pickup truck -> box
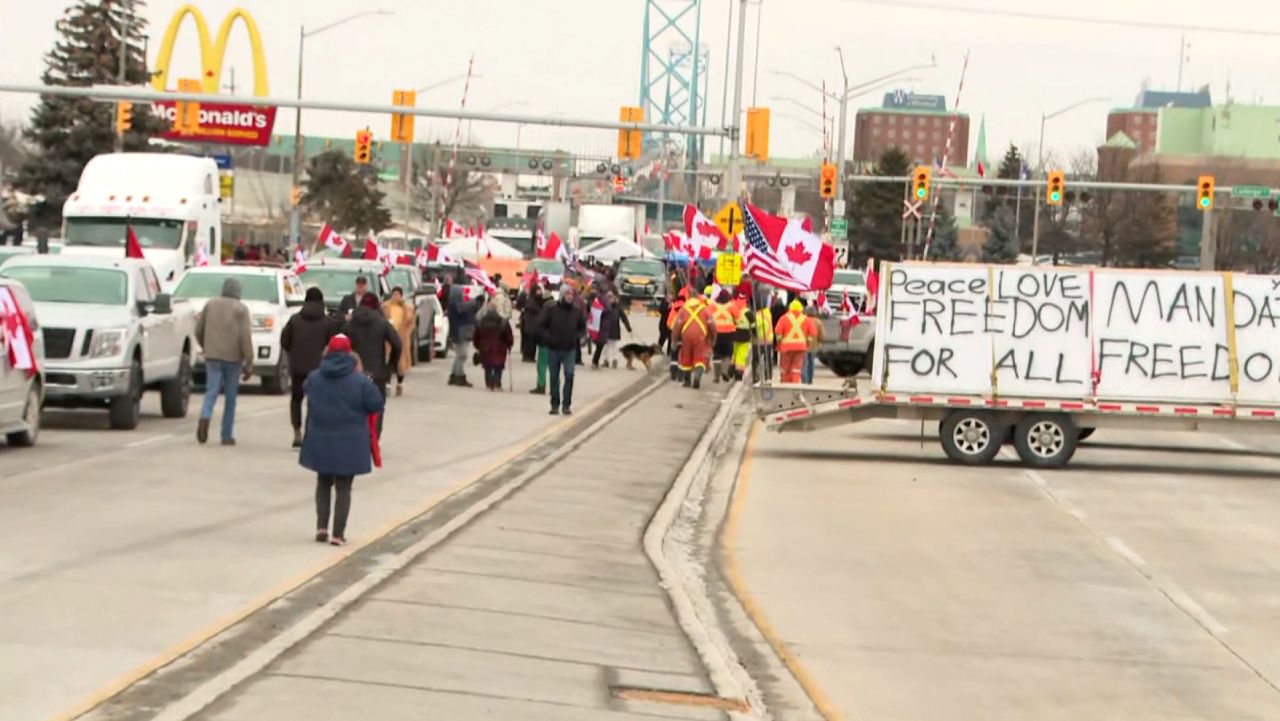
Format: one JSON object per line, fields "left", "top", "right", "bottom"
{"left": 814, "top": 268, "right": 874, "bottom": 377}
{"left": 1, "top": 255, "right": 196, "bottom": 430}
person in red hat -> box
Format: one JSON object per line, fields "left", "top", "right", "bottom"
{"left": 299, "top": 334, "right": 385, "bottom": 546}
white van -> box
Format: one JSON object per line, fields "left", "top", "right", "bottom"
{"left": 61, "top": 153, "right": 222, "bottom": 289}
{"left": 0, "top": 278, "right": 45, "bottom": 446}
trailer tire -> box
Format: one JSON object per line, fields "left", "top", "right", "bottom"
{"left": 1013, "top": 413, "right": 1078, "bottom": 468}
{"left": 939, "top": 410, "right": 1003, "bottom": 465}
{"left": 1077, "top": 427, "right": 1095, "bottom": 442}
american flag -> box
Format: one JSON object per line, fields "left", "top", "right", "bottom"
{"left": 464, "top": 262, "right": 496, "bottom": 293}
{"left": 741, "top": 203, "right": 806, "bottom": 292}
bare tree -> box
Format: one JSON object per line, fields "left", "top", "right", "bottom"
{"left": 413, "top": 145, "right": 493, "bottom": 233}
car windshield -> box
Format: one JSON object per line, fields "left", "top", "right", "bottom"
{"left": 65, "top": 217, "right": 185, "bottom": 250}
{"left": 2, "top": 265, "right": 128, "bottom": 305}
{"left": 174, "top": 273, "right": 279, "bottom": 303}
{"left": 385, "top": 268, "right": 417, "bottom": 292}
{"left": 528, "top": 259, "right": 563, "bottom": 275}
{"left": 300, "top": 268, "right": 372, "bottom": 302}
{"left": 0, "top": 247, "right": 33, "bottom": 265}
{"left": 617, "top": 259, "right": 665, "bottom": 277}
{"left": 832, "top": 270, "right": 866, "bottom": 287}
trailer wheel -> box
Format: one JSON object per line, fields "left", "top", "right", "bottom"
{"left": 939, "top": 410, "right": 1003, "bottom": 465}
{"left": 1013, "top": 413, "right": 1078, "bottom": 468}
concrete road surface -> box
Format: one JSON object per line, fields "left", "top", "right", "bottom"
{"left": 0, "top": 321, "right": 655, "bottom": 721}
{"left": 729, "top": 418, "right": 1280, "bottom": 721}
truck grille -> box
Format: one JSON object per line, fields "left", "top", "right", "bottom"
{"left": 43, "top": 328, "right": 75, "bottom": 360}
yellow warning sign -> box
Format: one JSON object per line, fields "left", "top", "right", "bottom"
{"left": 714, "top": 201, "right": 743, "bottom": 240}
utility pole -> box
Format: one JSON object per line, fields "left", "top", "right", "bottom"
{"left": 834, "top": 47, "right": 850, "bottom": 205}
{"left": 717, "top": 0, "right": 736, "bottom": 165}
{"left": 289, "top": 25, "right": 306, "bottom": 248}
{"left": 725, "top": 0, "right": 750, "bottom": 199}
{"left": 113, "top": 3, "right": 131, "bottom": 153}
{"left": 1199, "top": 207, "right": 1216, "bottom": 270}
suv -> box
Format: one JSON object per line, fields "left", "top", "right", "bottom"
{"left": 174, "top": 263, "right": 306, "bottom": 394}
{"left": 1, "top": 255, "right": 196, "bottom": 430}
{"left": 298, "top": 258, "right": 392, "bottom": 318}
{"left": 384, "top": 265, "right": 438, "bottom": 364}
{"left": 815, "top": 268, "right": 875, "bottom": 378}
{"left": 0, "top": 278, "right": 45, "bottom": 446}
{"left": 616, "top": 257, "right": 667, "bottom": 304}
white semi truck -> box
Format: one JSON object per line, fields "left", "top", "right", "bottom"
{"left": 758, "top": 261, "right": 1280, "bottom": 468}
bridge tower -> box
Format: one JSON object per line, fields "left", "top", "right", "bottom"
{"left": 638, "top": 0, "right": 708, "bottom": 164}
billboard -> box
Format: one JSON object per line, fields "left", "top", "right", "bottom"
{"left": 882, "top": 90, "right": 947, "bottom": 112}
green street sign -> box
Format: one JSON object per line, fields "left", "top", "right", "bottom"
{"left": 1231, "top": 185, "right": 1271, "bottom": 199}
{"left": 830, "top": 217, "right": 848, "bottom": 240}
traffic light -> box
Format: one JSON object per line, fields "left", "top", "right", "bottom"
{"left": 354, "top": 129, "right": 373, "bottom": 165}
{"left": 290, "top": 186, "right": 302, "bottom": 207}
{"left": 617, "top": 106, "right": 643, "bottom": 160}
{"left": 1046, "top": 170, "right": 1065, "bottom": 206}
{"left": 745, "top": 107, "right": 771, "bottom": 162}
{"left": 912, "top": 166, "right": 931, "bottom": 201}
{"left": 1197, "top": 175, "right": 1215, "bottom": 211}
{"left": 819, "top": 162, "right": 837, "bottom": 199}
{"left": 391, "top": 89, "right": 416, "bottom": 143}
{"left": 174, "top": 77, "right": 202, "bottom": 133}
{"left": 115, "top": 101, "right": 133, "bottom": 136}
{"left": 613, "top": 175, "right": 625, "bottom": 193}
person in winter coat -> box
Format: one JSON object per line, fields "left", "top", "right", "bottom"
{"left": 301, "top": 334, "right": 385, "bottom": 547}
{"left": 343, "top": 293, "right": 402, "bottom": 437}
{"left": 538, "top": 285, "right": 587, "bottom": 415}
{"left": 657, "top": 294, "right": 672, "bottom": 353}
{"left": 592, "top": 292, "right": 632, "bottom": 369}
{"left": 381, "top": 287, "right": 416, "bottom": 396}
{"left": 281, "top": 287, "right": 340, "bottom": 447}
{"left": 195, "top": 277, "right": 253, "bottom": 446}
{"left": 337, "top": 276, "right": 373, "bottom": 320}
{"left": 528, "top": 294, "right": 555, "bottom": 396}
{"left": 472, "top": 307, "right": 514, "bottom": 391}
{"left": 447, "top": 283, "right": 481, "bottom": 387}
{"left": 518, "top": 284, "right": 544, "bottom": 362}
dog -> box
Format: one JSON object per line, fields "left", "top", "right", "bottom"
{"left": 620, "top": 342, "right": 663, "bottom": 370}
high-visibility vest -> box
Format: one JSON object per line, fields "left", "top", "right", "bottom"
{"left": 775, "top": 310, "right": 809, "bottom": 352}
{"left": 755, "top": 307, "right": 774, "bottom": 343}
{"left": 666, "top": 300, "right": 685, "bottom": 330}
{"left": 710, "top": 301, "right": 736, "bottom": 333}
{"left": 731, "top": 299, "right": 750, "bottom": 332}
{"left": 681, "top": 306, "right": 708, "bottom": 336}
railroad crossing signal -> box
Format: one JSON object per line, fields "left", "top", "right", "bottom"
{"left": 1197, "top": 175, "right": 1215, "bottom": 211}
{"left": 1046, "top": 170, "right": 1065, "bottom": 206}
{"left": 115, "top": 101, "right": 133, "bottom": 136}
{"left": 912, "top": 166, "right": 931, "bottom": 201}
{"left": 617, "top": 106, "right": 643, "bottom": 160}
{"left": 390, "top": 89, "right": 416, "bottom": 143}
{"left": 745, "top": 107, "right": 771, "bottom": 162}
{"left": 819, "top": 163, "right": 837, "bottom": 199}
{"left": 354, "top": 129, "right": 373, "bottom": 165}
{"left": 173, "top": 77, "right": 202, "bottom": 133}
{"left": 612, "top": 175, "right": 626, "bottom": 193}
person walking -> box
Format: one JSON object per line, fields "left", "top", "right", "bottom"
{"left": 802, "top": 302, "right": 825, "bottom": 385}
{"left": 446, "top": 282, "right": 480, "bottom": 387}
{"left": 344, "top": 293, "right": 402, "bottom": 437}
{"left": 657, "top": 292, "right": 672, "bottom": 355}
{"left": 528, "top": 292, "right": 554, "bottom": 395}
{"left": 672, "top": 285, "right": 715, "bottom": 389}
{"left": 338, "top": 275, "right": 373, "bottom": 319}
{"left": 774, "top": 299, "right": 817, "bottom": 384}
{"left": 473, "top": 305, "right": 514, "bottom": 391}
{"left": 592, "top": 292, "right": 631, "bottom": 369}
{"left": 539, "top": 285, "right": 586, "bottom": 415}
{"left": 518, "top": 284, "right": 544, "bottom": 362}
{"left": 664, "top": 288, "right": 687, "bottom": 381}
{"left": 301, "top": 334, "right": 385, "bottom": 547}
{"left": 381, "top": 286, "right": 416, "bottom": 396}
{"left": 195, "top": 277, "right": 253, "bottom": 446}
{"left": 709, "top": 289, "right": 739, "bottom": 382}
{"left": 281, "top": 287, "right": 339, "bottom": 447}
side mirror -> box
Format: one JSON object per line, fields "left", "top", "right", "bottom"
{"left": 152, "top": 293, "right": 173, "bottom": 315}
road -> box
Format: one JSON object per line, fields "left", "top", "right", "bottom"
{"left": 0, "top": 326, "right": 656, "bottom": 721}
{"left": 729, "top": 415, "right": 1280, "bottom": 720}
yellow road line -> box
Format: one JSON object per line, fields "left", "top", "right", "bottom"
{"left": 720, "top": 422, "right": 845, "bottom": 721}
{"left": 47, "top": 389, "right": 617, "bottom": 721}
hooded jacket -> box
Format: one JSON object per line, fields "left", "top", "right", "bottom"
{"left": 343, "top": 305, "right": 403, "bottom": 384}
{"left": 300, "top": 352, "right": 385, "bottom": 477}
{"left": 195, "top": 277, "right": 253, "bottom": 364}
{"left": 538, "top": 295, "right": 587, "bottom": 351}
{"left": 281, "top": 299, "right": 340, "bottom": 375}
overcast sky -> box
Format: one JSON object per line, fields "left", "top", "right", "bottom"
{"left": 1, "top": 0, "right": 1275, "bottom": 166}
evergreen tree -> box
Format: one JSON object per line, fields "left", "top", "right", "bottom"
{"left": 301, "top": 151, "right": 392, "bottom": 236}
{"left": 983, "top": 205, "right": 1019, "bottom": 263}
{"left": 996, "top": 143, "right": 1024, "bottom": 180}
{"left": 923, "top": 200, "right": 963, "bottom": 261}
{"left": 16, "top": 0, "right": 160, "bottom": 227}
{"left": 847, "top": 147, "right": 910, "bottom": 263}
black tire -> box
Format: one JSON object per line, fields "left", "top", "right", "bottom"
{"left": 1077, "top": 427, "right": 1095, "bottom": 442}
{"left": 160, "top": 352, "right": 192, "bottom": 418}
{"left": 862, "top": 341, "right": 875, "bottom": 374}
{"left": 829, "top": 359, "right": 860, "bottom": 378}
{"left": 421, "top": 326, "right": 434, "bottom": 363}
{"left": 109, "top": 359, "right": 144, "bottom": 430}
{"left": 939, "top": 410, "right": 1004, "bottom": 465}
{"left": 262, "top": 353, "right": 289, "bottom": 395}
{"left": 1013, "top": 413, "right": 1079, "bottom": 468}
{"left": 6, "top": 382, "right": 41, "bottom": 447}
{"left": 409, "top": 327, "right": 421, "bottom": 366}
{"left": 436, "top": 338, "right": 449, "bottom": 359}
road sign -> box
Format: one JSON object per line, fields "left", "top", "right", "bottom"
{"left": 902, "top": 199, "right": 922, "bottom": 220}
{"left": 1231, "top": 185, "right": 1272, "bottom": 200}
{"left": 714, "top": 201, "right": 743, "bottom": 240}
{"left": 209, "top": 153, "right": 233, "bottom": 170}
{"left": 218, "top": 173, "right": 233, "bottom": 199}
{"left": 830, "top": 217, "right": 848, "bottom": 240}
{"left": 832, "top": 199, "right": 846, "bottom": 216}
{"left": 716, "top": 252, "right": 743, "bottom": 286}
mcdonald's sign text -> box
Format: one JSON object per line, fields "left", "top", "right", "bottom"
{"left": 150, "top": 102, "right": 277, "bottom": 146}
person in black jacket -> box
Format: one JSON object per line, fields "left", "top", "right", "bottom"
{"left": 592, "top": 292, "right": 631, "bottom": 369}
{"left": 281, "top": 287, "right": 340, "bottom": 447}
{"left": 538, "top": 285, "right": 586, "bottom": 416}
{"left": 343, "top": 293, "right": 402, "bottom": 437}
{"left": 337, "top": 276, "right": 373, "bottom": 320}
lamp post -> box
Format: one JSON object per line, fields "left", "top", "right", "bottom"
{"left": 1030, "top": 96, "right": 1108, "bottom": 261}
{"left": 289, "top": 9, "right": 392, "bottom": 246}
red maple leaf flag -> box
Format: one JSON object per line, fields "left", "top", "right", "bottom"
{"left": 683, "top": 204, "right": 729, "bottom": 259}
{"left": 784, "top": 241, "right": 813, "bottom": 265}
{"left": 125, "top": 224, "right": 145, "bottom": 260}
{"left": 741, "top": 201, "right": 835, "bottom": 292}
{"left": 362, "top": 236, "right": 380, "bottom": 261}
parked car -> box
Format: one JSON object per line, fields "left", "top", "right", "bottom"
{"left": 0, "top": 278, "right": 45, "bottom": 446}
{"left": 173, "top": 262, "right": 306, "bottom": 394}
{"left": 1, "top": 255, "right": 195, "bottom": 430}
{"left": 616, "top": 257, "right": 667, "bottom": 304}
{"left": 385, "top": 265, "right": 438, "bottom": 363}
{"left": 815, "top": 268, "right": 874, "bottom": 378}
{"left": 297, "top": 258, "right": 392, "bottom": 318}
{"left": 423, "top": 294, "right": 449, "bottom": 359}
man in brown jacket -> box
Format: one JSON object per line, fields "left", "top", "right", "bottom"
{"left": 196, "top": 277, "right": 253, "bottom": 445}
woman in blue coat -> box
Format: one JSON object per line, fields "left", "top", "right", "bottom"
{"left": 301, "top": 334, "right": 386, "bottom": 546}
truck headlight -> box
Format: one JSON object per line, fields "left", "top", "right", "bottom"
{"left": 88, "top": 328, "right": 127, "bottom": 358}
{"left": 252, "top": 315, "right": 275, "bottom": 332}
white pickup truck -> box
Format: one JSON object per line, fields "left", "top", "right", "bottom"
{"left": 758, "top": 261, "right": 1280, "bottom": 468}
{"left": 1, "top": 255, "right": 196, "bottom": 430}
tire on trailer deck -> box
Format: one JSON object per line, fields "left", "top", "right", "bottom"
{"left": 939, "top": 410, "right": 1004, "bottom": 465}
{"left": 1013, "top": 413, "right": 1079, "bottom": 468}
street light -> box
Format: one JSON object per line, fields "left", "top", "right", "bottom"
{"left": 1030, "top": 95, "right": 1109, "bottom": 262}
{"left": 289, "top": 9, "right": 393, "bottom": 245}
{"left": 416, "top": 73, "right": 481, "bottom": 95}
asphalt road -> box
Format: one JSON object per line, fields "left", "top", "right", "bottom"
{"left": 730, "top": 416, "right": 1280, "bottom": 720}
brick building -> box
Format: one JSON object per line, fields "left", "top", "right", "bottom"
{"left": 852, "top": 91, "right": 969, "bottom": 169}
{"left": 1105, "top": 86, "right": 1211, "bottom": 155}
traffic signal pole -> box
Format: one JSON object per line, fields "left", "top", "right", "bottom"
{"left": 725, "top": 0, "right": 750, "bottom": 199}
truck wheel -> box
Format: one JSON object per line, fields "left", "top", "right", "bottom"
{"left": 939, "top": 410, "right": 1003, "bottom": 465}
{"left": 262, "top": 353, "right": 289, "bottom": 395}
{"left": 6, "top": 382, "right": 41, "bottom": 447}
{"left": 862, "top": 341, "right": 875, "bottom": 374}
{"left": 420, "top": 327, "right": 434, "bottom": 363}
{"left": 1077, "top": 428, "right": 1095, "bottom": 442}
{"left": 1013, "top": 413, "right": 1079, "bottom": 468}
{"left": 160, "top": 352, "right": 191, "bottom": 418}
{"left": 409, "top": 328, "right": 420, "bottom": 366}
{"left": 109, "top": 359, "right": 144, "bottom": 430}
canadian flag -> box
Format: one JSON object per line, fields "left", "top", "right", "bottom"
{"left": 426, "top": 243, "right": 458, "bottom": 266}
{"left": 293, "top": 245, "right": 308, "bottom": 274}
{"left": 663, "top": 231, "right": 683, "bottom": 253}
{"left": 415, "top": 247, "right": 430, "bottom": 268}
{"left": 125, "top": 224, "right": 145, "bottom": 260}
{"left": 318, "top": 223, "right": 349, "bottom": 256}
{"left": 537, "top": 230, "right": 568, "bottom": 261}
{"left": 741, "top": 201, "right": 837, "bottom": 292}
{"left": 194, "top": 242, "right": 210, "bottom": 267}
{"left": 587, "top": 297, "right": 605, "bottom": 342}
{"left": 839, "top": 290, "right": 861, "bottom": 339}
{"left": 363, "top": 236, "right": 386, "bottom": 262}
{"left": 864, "top": 258, "right": 880, "bottom": 315}
{"left": 0, "top": 287, "right": 38, "bottom": 378}
{"left": 477, "top": 221, "right": 486, "bottom": 238}
{"left": 521, "top": 268, "right": 540, "bottom": 293}
{"left": 682, "top": 204, "right": 730, "bottom": 259}
{"left": 816, "top": 291, "right": 832, "bottom": 315}
{"left": 443, "top": 219, "right": 464, "bottom": 239}
{"left": 464, "top": 261, "right": 497, "bottom": 293}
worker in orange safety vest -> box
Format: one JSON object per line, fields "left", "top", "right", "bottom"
{"left": 708, "top": 289, "right": 739, "bottom": 382}
{"left": 665, "top": 288, "right": 688, "bottom": 381}
{"left": 672, "top": 285, "right": 716, "bottom": 388}
{"left": 774, "top": 298, "right": 818, "bottom": 384}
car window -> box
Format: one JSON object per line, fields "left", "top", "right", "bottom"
{"left": 283, "top": 274, "right": 306, "bottom": 304}
{"left": 2, "top": 266, "right": 130, "bottom": 305}
{"left": 174, "top": 272, "right": 280, "bottom": 303}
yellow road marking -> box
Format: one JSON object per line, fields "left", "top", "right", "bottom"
{"left": 47, "top": 390, "right": 618, "bottom": 721}
{"left": 720, "top": 421, "right": 845, "bottom": 721}
{"left": 613, "top": 687, "right": 750, "bottom": 712}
